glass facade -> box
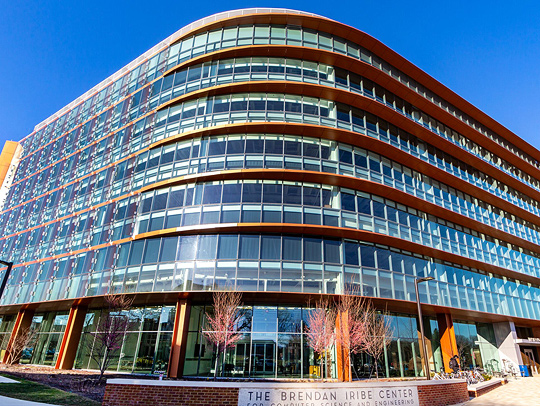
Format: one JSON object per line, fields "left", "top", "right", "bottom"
{"left": 0, "top": 9, "right": 537, "bottom": 378}
{"left": 74, "top": 305, "right": 175, "bottom": 373}
{"left": 19, "top": 311, "right": 69, "bottom": 366}
{"left": 185, "top": 305, "right": 441, "bottom": 379}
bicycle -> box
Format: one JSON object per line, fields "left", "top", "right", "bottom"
{"left": 502, "top": 359, "right": 517, "bottom": 378}
{"left": 472, "top": 368, "right": 485, "bottom": 383}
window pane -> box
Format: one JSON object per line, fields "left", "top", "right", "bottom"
{"left": 304, "top": 238, "right": 321, "bottom": 262}
{"left": 178, "top": 236, "right": 197, "bottom": 260}
{"left": 197, "top": 236, "right": 217, "bottom": 260}
{"left": 324, "top": 240, "right": 340, "bottom": 263}
{"left": 217, "top": 235, "right": 238, "bottom": 259}
{"left": 143, "top": 239, "right": 160, "bottom": 263}
{"left": 261, "top": 236, "right": 281, "bottom": 260}
{"left": 283, "top": 237, "right": 301, "bottom": 261}
{"left": 239, "top": 235, "right": 259, "bottom": 259}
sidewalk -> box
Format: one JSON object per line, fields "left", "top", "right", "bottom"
{"left": 0, "top": 395, "right": 61, "bottom": 406}
{"left": 465, "top": 376, "right": 540, "bottom": 405}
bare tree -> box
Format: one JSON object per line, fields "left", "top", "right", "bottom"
{"left": 336, "top": 285, "right": 369, "bottom": 381}
{"left": 305, "top": 298, "right": 336, "bottom": 380}
{"left": 364, "top": 308, "right": 393, "bottom": 379}
{"left": 202, "top": 290, "right": 244, "bottom": 379}
{"left": 455, "top": 335, "right": 473, "bottom": 370}
{"left": 88, "top": 293, "right": 134, "bottom": 382}
{"left": 3, "top": 326, "right": 38, "bottom": 365}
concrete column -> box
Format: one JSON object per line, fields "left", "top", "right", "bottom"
{"left": 2, "top": 308, "right": 35, "bottom": 364}
{"left": 493, "top": 321, "right": 522, "bottom": 371}
{"left": 168, "top": 299, "right": 191, "bottom": 378}
{"left": 54, "top": 305, "right": 88, "bottom": 370}
{"left": 437, "top": 313, "right": 457, "bottom": 372}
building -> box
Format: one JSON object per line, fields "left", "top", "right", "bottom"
{"left": 0, "top": 8, "right": 539, "bottom": 379}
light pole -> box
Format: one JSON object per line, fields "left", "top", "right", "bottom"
{"left": 0, "top": 260, "right": 13, "bottom": 302}
{"left": 415, "top": 276, "right": 434, "bottom": 380}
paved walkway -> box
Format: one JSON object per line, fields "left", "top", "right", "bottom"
{"left": 0, "top": 396, "right": 62, "bottom": 406}
{"left": 465, "top": 376, "right": 540, "bottom": 405}
{"left": 0, "top": 376, "right": 19, "bottom": 383}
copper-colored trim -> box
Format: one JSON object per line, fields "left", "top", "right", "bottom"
{"left": 2, "top": 237, "right": 132, "bottom": 271}
{"left": 21, "top": 46, "right": 540, "bottom": 197}
{"left": 14, "top": 66, "right": 539, "bottom": 221}
{"left": 138, "top": 168, "right": 540, "bottom": 255}
{"left": 5, "top": 124, "right": 540, "bottom": 267}
{"left": 54, "top": 304, "right": 88, "bottom": 370}
{"left": 156, "top": 80, "right": 540, "bottom": 206}
{"left": 169, "top": 12, "right": 540, "bottom": 164}
{"left": 335, "top": 311, "right": 350, "bottom": 382}
{"left": 159, "top": 44, "right": 540, "bottom": 183}
{"left": 24, "top": 11, "right": 540, "bottom": 176}
{"left": 19, "top": 83, "right": 152, "bottom": 163}
{"left": 134, "top": 222, "right": 540, "bottom": 286}
{"left": 2, "top": 134, "right": 153, "bottom": 216}
{"left": 167, "top": 298, "right": 190, "bottom": 378}
{"left": 13, "top": 103, "right": 156, "bottom": 189}
{"left": 437, "top": 313, "right": 458, "bottom": 373}
{"left": 156, "top": 122, "right": 540, "bottom": 232}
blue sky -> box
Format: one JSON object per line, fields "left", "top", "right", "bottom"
{"left": 1, "top": 1, "right": 539, "bottom": 149}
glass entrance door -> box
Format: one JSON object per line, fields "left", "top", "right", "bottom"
{"left": 252, "top": 342, "right": 275, "bottom": 377}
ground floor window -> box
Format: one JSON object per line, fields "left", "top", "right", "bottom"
{"left": 19, "top": 311, "right": 69, "bottom": 366}
{"left": 0, "top": 314, "right": 16, "bottom": 359}
{"left": 74, "top": 305, "right": 175, "bottom": 374}
{"left": 454, "top": 321, "right": 499, "bottom": 373}
{"left": 183, "top": 305, "right": 436, "bottom": 379}
{"left": 183, "top": 305, "right": 325, "bottom": 379}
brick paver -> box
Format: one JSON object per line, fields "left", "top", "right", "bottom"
{"left": 465, "top": 377, "right": 540, "bottom": 406}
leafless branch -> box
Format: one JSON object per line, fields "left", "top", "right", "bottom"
{"left": 4, "top": 326, "right": 38, "bottom": 365}
{"left": 202, "top": 290, "right": 244, "bottom": 379}
{"left": 305, "top": 298, "right": 336, "bottom": 379}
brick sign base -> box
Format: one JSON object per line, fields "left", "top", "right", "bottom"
{"left": 103, "top": 379, "right": 468, "bottom": 406}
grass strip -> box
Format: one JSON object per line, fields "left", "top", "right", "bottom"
{"left": 0, "top": 373, "right": 100, "bottom": 406}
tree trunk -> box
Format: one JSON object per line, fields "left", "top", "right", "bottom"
{"left": 320, "top": 354, "right": 324, "bottom": 380}
{"left": 348, "top": 352, "right": 352, "bottom": 382}
{"left": 99, "top": 347, "right": 109, "bottom": 382}
{"left": 214, "top": 344, "right": 219, "bottom": 380}
{"left": 325, "top": 351, "right": 328, "bottom": 380}
{"left": 221, "top": 345, "right": 227, "bottom": 377}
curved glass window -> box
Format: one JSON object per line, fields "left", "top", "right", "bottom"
{"left": 152, "top": 93, "right": 540, "bottom": 217}
{"left": 23, "top": 23, "right": 536, "bottom": 180}
{"left": 15, "top": 54, "right": 539, "bottom": 207}
{"left": 4, "top": 129, "right": 540, "bottom": 268}
{"left": 135, "top": 180, "right": 540, "bottom": 280}
{"left": 3, "top": 235, "right": 539, "bottom": 322}
{"left": 9, "top": 66, "right": 540, "bottom": 238}
{"left": 134, "top": 134, "right": 540, "bottom": 248}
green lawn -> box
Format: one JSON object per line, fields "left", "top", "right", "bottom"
{"left": 0, "top": 373, "right": 100, "bottom": 406}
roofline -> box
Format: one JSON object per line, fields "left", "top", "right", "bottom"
{"left": 29, "top": 8, "right": 324, "bottom": 135}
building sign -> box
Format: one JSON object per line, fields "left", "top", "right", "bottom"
{"left": 527, "top": 337, "right": 540, "bottom": 342}
{"left": 238, "top": 385, "right": 419, "bottom": 406}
